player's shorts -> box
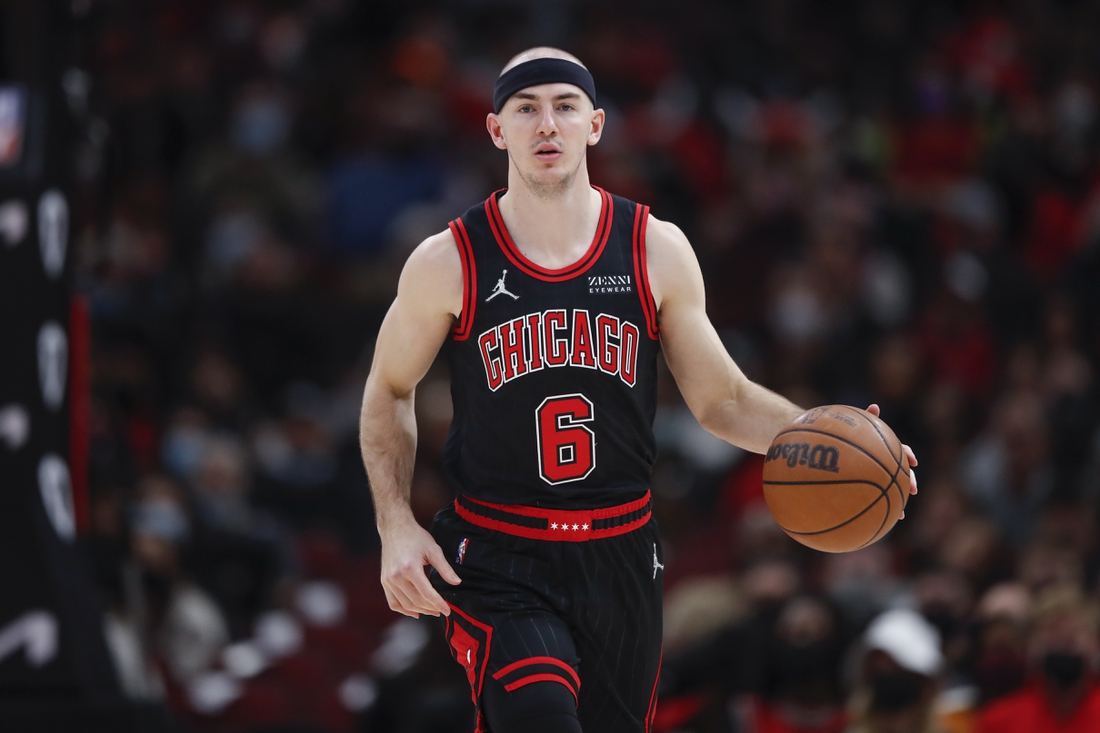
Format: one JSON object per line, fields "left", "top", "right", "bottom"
{"left": 429, "top": 491, "right": 663, "bottom": 733}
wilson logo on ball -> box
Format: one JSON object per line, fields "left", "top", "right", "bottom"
{"left": 765, "top": 442, "right": 840, "bottom": 472}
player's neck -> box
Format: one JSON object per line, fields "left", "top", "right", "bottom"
{"left": 498, "top": 169, "right": 602, "bottom": 269}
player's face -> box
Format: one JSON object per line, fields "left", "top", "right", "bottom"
{"left": 487, "top": 83, "right": 605, "bottom": 196}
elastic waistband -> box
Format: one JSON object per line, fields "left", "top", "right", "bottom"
{"left": 454, "top": 491, "right": 652, "bottom": 542}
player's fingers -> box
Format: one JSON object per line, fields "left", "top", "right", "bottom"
{"left": 406, "top": 568, "right": 451, "bottom": 616}
{"left": 390, "top": 581, "right": 433, "bottom": 617}
{"left": 900, "top": 511, "right": 905, "bottom": 520}
{"left": 383, "top": 586, "right": 416, "bottom": 618}
{"left": 382, "top": 557, "right": 438, "bottom": 616}
{"left": 865, "top": 403, "right": 881, "bottom": 417}
{"left": 909, "top": 467, "right": 918, "bottom": 495}
{"left": 382, "top": 585, "right": 398, "bottom": 612}
{"left": 385, "top": 583, "right": 421, "bottom": 618}
{"left": 903, "top": 444, "right": 918, "bottom": 467}
{"left": 401, "top": 592, "right": 442, "bottom": 618}
{"left": 427, "top": 543, "right": 462, "bottom": 586}
{"left": 391, "top": 567, "right": 445, "bottom": 616}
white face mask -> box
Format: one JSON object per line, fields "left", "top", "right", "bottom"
{"left": 771, "top": 286, "right": 826, "bottom": 344}
{"left": 132, "top": 499, "right": 190, "bottom": 542}
{"left": 162, "top": 426, "right": 208, "bottom": 478}
{"left": 232, "top": 97, "right": 290, "bottom": 155}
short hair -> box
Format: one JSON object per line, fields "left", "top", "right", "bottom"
{"left": 499, "top": 47, "right": 587, "bottom": 77}
{"left": 1028, "top": 584, "right": 1100, "bottom": 635}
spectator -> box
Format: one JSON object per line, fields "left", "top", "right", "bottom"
{"left": 975, "top": 585, "right": 1100, "bottom": 733}
{"left": 970, "top": 582, "right": 1030, "bottom": 705}
{"left": 845, "top": 609, "right": 957, "bottom": 733}
{"left": 129, "top": 474, "right": 230, "bottom": 685}
{"left": 959, "top": 391, "right": 1054, "bottom": 547}
{"left": 187, "top": 435, "right": 296, "bottom": 637}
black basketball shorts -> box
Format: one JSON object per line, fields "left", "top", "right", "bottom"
{"left": 429, "top": 491, "right": 664, "bottom": 733}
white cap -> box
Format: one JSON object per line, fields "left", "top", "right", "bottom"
{"left": 864, "top": 608, "right": 944, "bottom": 677}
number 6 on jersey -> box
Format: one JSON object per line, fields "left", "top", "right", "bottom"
{"left": 536, "top": 394, "right": 596, "bottom": 484}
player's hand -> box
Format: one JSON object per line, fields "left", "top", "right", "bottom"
{"left": 379, "top": 518, "right": 461, "bottom": 618}
{"left": 865, "top": 403, "right": 918, "bottom": 519}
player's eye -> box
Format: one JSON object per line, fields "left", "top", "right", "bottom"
{"left": 518, "top": 105, "right": 534, "bottom": 113}
{"left": 559, "top": 104, "right": 574, "bottom": 111}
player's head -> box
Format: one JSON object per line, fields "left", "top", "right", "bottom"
{"left": 487, "top": 47, "right": 605, "bottom": 199}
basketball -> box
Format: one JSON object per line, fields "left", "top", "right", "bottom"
{"left": 762, "top": 405, "right": 910, "bottom": 553}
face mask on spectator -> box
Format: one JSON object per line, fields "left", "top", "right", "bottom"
{"left": 922, "top": 605, "right": 960, "bottom": 640}
{"left": 232, "top": 97, "right": 290, "bottom": 155}
{"left": 870, "top": 671, "right": 924, "bottom": 712}
{"left": 1042, "top": 652, "right": 1085, "bottom": 690}
{"left": 162, "top": 426, "right": 207, "bottom": 478}
{"left": 772, "top": 639, "right": 836, "bottom": 686}
{"left": 131, "top": 499, "right": 189, "bottom": 543}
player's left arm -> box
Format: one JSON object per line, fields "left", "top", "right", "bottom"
{"left": 647, "top": 215, "right": 802, "bottom": 454}
{"left": 646, "top": 215, "right": 917, "bottom": 496}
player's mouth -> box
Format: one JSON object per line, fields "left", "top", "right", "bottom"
{"left": 534, "top": 144, "right": 563, "bottom": 161}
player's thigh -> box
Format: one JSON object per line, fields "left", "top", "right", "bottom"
{"left": 485, "top": 609, "right": 582, "bottom": 698}
{"left": 444, "top": 606, "right": 583, "bottom": 732}
{"left": 431, "top": 511, "right": 583, "bottom": 723}
{"left": 571, "top": 526, "right": 664, "bottom": 732}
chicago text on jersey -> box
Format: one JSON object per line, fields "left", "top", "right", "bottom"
{"left": 478, "top": 309, "right": 641, "bottom": 391}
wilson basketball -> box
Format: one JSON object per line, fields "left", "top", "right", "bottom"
{"left": 762, "top": 405, "right": 910, "bottom": 553}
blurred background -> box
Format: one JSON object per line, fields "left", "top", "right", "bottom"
{"left": 2, "top": 0, "right": 1100, "bottom": 732}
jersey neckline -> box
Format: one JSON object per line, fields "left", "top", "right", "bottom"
{"left": 484, "top": 186, "right": 614, "bottom": 282}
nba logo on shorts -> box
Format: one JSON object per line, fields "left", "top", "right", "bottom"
{"left": 456, "top": 538, "right": 468, "bottom": 565}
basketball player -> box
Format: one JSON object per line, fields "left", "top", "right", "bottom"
{"left": 359, "top": 48, "right": 918, "bottom": 733}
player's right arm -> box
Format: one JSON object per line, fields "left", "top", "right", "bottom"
{"left": 360, "top": 229, "right": 464, "bottom": 618}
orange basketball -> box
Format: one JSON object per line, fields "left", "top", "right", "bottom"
{"left": 762, "top": 405, "right": 910, "bottom": 553}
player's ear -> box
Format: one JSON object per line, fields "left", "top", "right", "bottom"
{"left": 587, "top": 108, "right": 605, "bottom": 146}
{"left": 487, "top": 113, "right": 508, "bottom": 150}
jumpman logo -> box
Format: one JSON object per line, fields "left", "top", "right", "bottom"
{"left": 486, "top": 269, "right": 519, "bottom": 301}
{"left": 652, "top": 543, "right": 664, "bottom": 580}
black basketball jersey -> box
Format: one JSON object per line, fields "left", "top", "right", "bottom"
{"left": 440, "top": 187, "right": 661, "bottom": 509}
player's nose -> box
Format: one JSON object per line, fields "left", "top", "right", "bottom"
{"left": 535, "top": 107, "right": 558, "bottom": 134}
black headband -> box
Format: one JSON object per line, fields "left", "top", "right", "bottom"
{"left": 493, "top": 58, "right": 597, "bottom": 114}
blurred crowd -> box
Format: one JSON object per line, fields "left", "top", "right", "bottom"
{"left": 75, "top": 1, "right": 1100, "bottom": 732}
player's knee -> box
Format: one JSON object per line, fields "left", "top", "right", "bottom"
{"left": 483, "top": 677, "right": 581, "bottom": 733}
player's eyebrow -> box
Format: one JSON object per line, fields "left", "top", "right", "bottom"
{"left": 511, "top": 91, "right": 582, "bottom": 102}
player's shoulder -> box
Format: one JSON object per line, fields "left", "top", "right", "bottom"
{"left": 643, "top": 212, "right": 688, "bottom": 241}
{"left": 406, "top": 228, "right": 462, "bottom": 272}
{"left": 642, "top": 212, "right": 701, "bottom": 308}
{"left": 398, "top": 228, "right": 464, "bottom": 314}
{"left": 643, "top": 213, "right": 694, "bottom": 262}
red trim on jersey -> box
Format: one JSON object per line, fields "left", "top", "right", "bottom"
{"left": 632, "top": 204, "right": 659, "bottom": 339}
{"left": 484, "top": 187, "right": 613, "bottom": 282}
{"left": 464, "top": 491, "right": 649, "bottom": 519}
{"left": 492, "top": 656, "right": 582, "bottom": 690}
{"left": 646, "top": 650, "right": 663, "bottom": 733}
{"left": 454, "top": 492, "right": 651, "bottom": 542}
{"left": 446, "top": 603, "right": 494, "bottom": 701}
{"left": 449, "top": 218, "right": 477, "bottom": 340}
{"left": 503, "top": 674, "right": 579, "bottom": 703}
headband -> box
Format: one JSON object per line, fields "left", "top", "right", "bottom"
{"left": 493, "top": 58, "right": 597, "bottom": 114}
